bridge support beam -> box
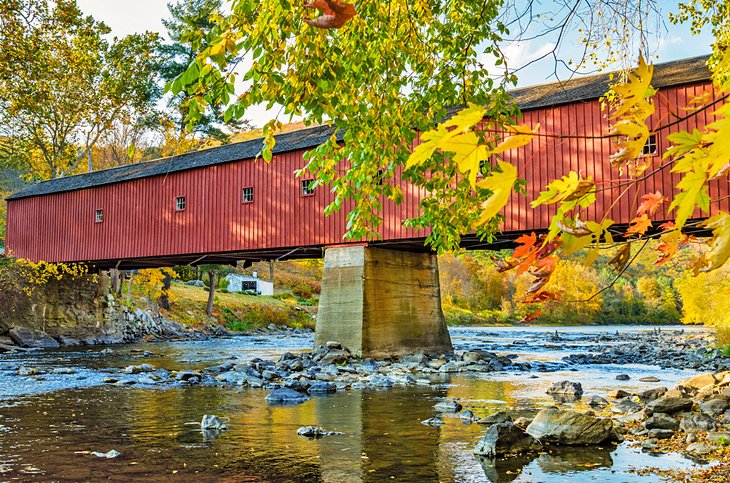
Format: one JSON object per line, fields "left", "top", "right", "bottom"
{"left": 315, "top": 245, "right": 452, "bottom": 357}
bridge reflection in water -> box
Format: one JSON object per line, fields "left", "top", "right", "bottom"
{"left": 0, "top": 370, "right": 697, "bottom": 482}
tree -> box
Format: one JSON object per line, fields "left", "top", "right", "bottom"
{"left": 176, "top": 1, "right": 730, "bottom": 303}
{"left": 158, "top": 0, "right": 249, "bottom": 141}
{"left": 0, "top": 0, "right": 160, "bottom": 180}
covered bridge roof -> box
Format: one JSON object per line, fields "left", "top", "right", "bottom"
{"left": 8, "top": 55, "right": 711, "bottom": 201}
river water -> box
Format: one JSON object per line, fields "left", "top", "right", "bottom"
{"left": 0, "top": 326, "right": 714, "bottom": 482}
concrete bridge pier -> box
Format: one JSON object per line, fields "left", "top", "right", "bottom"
{"left": 315, "top": 245, "right": 453, "bottom": 358}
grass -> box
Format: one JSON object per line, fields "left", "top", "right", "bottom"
{"left": 130, "top": 281, "right": 316, "bottom": 332}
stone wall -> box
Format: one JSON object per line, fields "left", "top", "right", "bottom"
{"left": 0, "top": 272, "right": 191, "bottom": 349}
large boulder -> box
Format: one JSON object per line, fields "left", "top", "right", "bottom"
{"left": 526, "top": 409, "right": 613, "bottom": 445}
{"left": 9, "top": 326, "right": 60, "bottom": 349}
{"left": 646, "top": 397, "right": 693, "bottom": 415}
{"left": 677, "top": 372, "right": 729, "bottom": 391}
{"left": 474, "top": 422, "right": 541, "bottom": 457}
{"left": 680, "top": 413, "right": 716, "bottom": 433}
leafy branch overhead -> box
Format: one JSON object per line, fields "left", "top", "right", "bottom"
{"left": 169, "top": 0, "right": 730, "bottom": 305}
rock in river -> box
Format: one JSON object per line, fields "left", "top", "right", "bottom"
{"left": 433, "top": 400, "right": 462, "bottom": 413}
{"left": 297, "top": 426, "right": 342, "bottom": 438}
{"left": 546, "top": 381, "right": 583, "bottom": 399}
{"left": 201, "top": 415, "right": 227, "bottom": 431}
{"left": 265, "top": 388, "right": 310, "bottom": 404}
{"left": 8, "top": 326, "right": 60, "bottom": 349}
{"left": 477, "top": 411, "right": 512, "bottom": 426}
{"left": 474, "top": 422, "right": 541, "bottom": 458}
{"left": 526, "top": 408, "right": 613, "bottom": 445}
{"left": 308, "top": 381, "right": 337, "bottom": 394}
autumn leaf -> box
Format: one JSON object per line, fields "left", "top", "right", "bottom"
{"left": 303, "top": 0, "right": 357, "bottom": 29}
{"left": 608, "top": 243, "right": 632, "bottom": 272}
{"left": 513, "top": 232, "right": 537, "bottom": 258}
{"left": 475, "top": 161, "right": 518, "bottom": 225}
{"left": 699, "top": 212, "right": 730, "bottom": 272}
{"left": 626, "top": 214, "right": 652, "bottom": 236}
{"left": 489, "top": 124, "right": 539, "bottom": 154}
{"left": 531, "top": 172, "right": 594, "bottom": 207}
{"left": 637, "top": 191, "right": 667, "bottom": 217}
{"left": 668, "top": 169, "right": 709, "bottom": 230}
{"left": 609, "top": 54, "right": 656, "bottom": 120}
{"left": 406, "top": 103, "right": 487, "bottom": 170}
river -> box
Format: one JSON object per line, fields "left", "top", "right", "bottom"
{"left": 0, "top": 326, "right": 715, "bottom": 481}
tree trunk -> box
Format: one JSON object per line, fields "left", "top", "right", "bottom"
{"left": 269, "top": 260, "right": 274, "bottom": 282}
{"left": 126, "top": 272, "right": 134, "bottom": 302}
{"left": 158, "top": 272, "right": 172, "bottom": 311}
{"left": 206, "top": 269, "right": 217, "bottom": 317}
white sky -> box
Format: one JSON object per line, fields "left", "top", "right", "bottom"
{"left": 77, "top": 0, "right": 714, "bottom": 128}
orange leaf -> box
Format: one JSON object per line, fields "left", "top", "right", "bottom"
{"left": 513, "top": 232, "right": 537, "bottom": 258}
{"left": 626, "top": 214, "right": 652, "bottom": 236}
{"left": 658, "top": 221, "right": 676, "bottom": 232}
{"left": 656, "top": 241, "right": 677, "bottom": 266}
{"left": 637, "top": 191, "right": 667, "bottom": 217}
{"left": 521, "top": 310, "right": 543, "bottom": 323}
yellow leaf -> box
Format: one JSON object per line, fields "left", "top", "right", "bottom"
{"left": 609, "top": 54, "right": 655, "bottom": 120}
{"left": 669, "top": 169, "right": 709, "bottom": 230}
{"left": 405, "top": 103, "right": 486, "bottom": 170}
{"left": 489, "top": 124, "right": 540, "bottom": 154}
{"left": 475, "top": 161, "right": 518, "bottom": 225}
{"left": 531, "top": 172, "right": 594, "bottom": 207}
{"left": 442, "top": 103, "right": 487, "bottom": 132}
{"left": 700, "top": 212, "right": 730, "bottom": 272}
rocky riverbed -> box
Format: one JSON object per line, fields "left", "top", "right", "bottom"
{"left": 0, "top": 325, "right": 727, "bottom": 481}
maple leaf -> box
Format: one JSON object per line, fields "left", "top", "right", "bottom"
{"left": 489, "top": 124, "right": 539, "bottom": 155}
{"left": 637, "top": 191, "right": 667, "bottom": 217}
{"left": 513, "top": 232, "right": 537, "bottom": 258}
{"left": 609, "top": 54, "right": 656, "bottom": 120}
{"left": 658, "top": 221, "right": 676, "bottom": 232}
{"left": 699, "top": 212, "right": 730, "bottom": 272}
{"left": 608, "top": 243, "right": 632, "bottom": 272}
{"left": 475, "top": 161, "right": 518, "bottom": 225}
{"left": 626, "top": 214, "right": 652, "bottom": 236}
{"left": 303, "top": 0, "right": 357, "bottom": 29}
{"left": 668, "top": 169, "right": 709, "bottom": 230}
{"left": 705, "top": 103, "right": 730, "bottom": 178}
{"left": 531, "top": 172, "right": 594, "bottom": 207}
{"left": 406, "top": 103, "right": 487, "bottom": 169}
{"left": 521, "top": 310, "right": 543, "bottom": 323}
{"left": 655, "top": 230, "right": 682, "bottom": 266}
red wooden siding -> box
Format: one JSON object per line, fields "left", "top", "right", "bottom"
{"left": 6, "top": 81, "right": 730, "bottom": 266}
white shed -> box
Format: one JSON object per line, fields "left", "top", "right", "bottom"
{"left": 224, "top": 273, "right": 274, "bottom": 296}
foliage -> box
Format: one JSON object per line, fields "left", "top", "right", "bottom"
{"left": 0, "top": 0, "right": 160, "bottom": 180}
{"left": 135, "top": 268, "right": 176, "bottom": 302}
{"left": 676, "top": 264, "right": 730, "bottom": 326}
{"left": 158, "top": 0, "right": 250, "bottom": 140}
{"left": 173, "top": 0, "right": 519, "bottom": 247}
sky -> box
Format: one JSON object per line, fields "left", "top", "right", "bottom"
{"left": 76, "top": 0, "right": 715, "bottom": 127}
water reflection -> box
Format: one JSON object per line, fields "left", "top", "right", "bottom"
{"left": 0, "top": 326, "right": 711, "bottom": 481}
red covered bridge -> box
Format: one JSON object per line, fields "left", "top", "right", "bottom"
{"left": 5, "top": 55, "right": 727, "bottom": 269}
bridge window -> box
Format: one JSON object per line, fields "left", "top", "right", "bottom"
{"left": 301, "top": 179, "right": 315, "bottom": 196}
{"left": 176, "top": 196, "right": 186, "bottom": 211}
{"left": 242, "top": 187, "right": 254, "bottom": 203}
{"left": 642, "top": 134, "right": 658, "bottom": 156}
{"left": 95, "top": 209, "right": 103, "bottom": 223}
